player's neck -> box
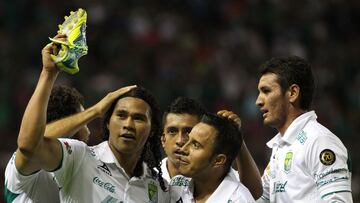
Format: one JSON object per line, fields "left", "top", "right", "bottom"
{"left": 278, "top": 108, "right": 306, "bottom": 136}
{"left": 167, "top": 159, "right": 180, "bottom": 178}
{"left": 193, "top": 171, "right": 222, "bottom": 202}
{"left": 109, "top": 144, "right": 141, "bottom": 177}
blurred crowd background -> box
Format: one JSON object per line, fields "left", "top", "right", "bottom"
{"left": 1, "top": 0, "right": 359, "bottom": 201}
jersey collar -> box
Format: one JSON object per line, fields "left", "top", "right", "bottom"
{"left": 93, "top": 141, "right": 152, "bottom": 179}
{"left": 204, "top": 172, "right": 239, "bottom": 203}
{"left": 183, "top": 171, "right": 238, "bottom": 203}
{"left": 161, "top": 157, "right": 171, "bottom": 182}
{"left": 267, "top": 111, "right": 317, "bottom": 148}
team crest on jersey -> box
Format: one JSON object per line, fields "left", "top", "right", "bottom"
{"left": 320, "top": 149, "right": 336, "bottom": 166}
{"left": 148, "top": 180, "right": 158, "bottom": 203}
{"left": 284, "top": 151, "right": 293, "bottom": 173}
{"left": 64, "top": 141, "right": 72, "bottom": 154}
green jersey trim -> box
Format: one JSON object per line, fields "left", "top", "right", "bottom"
{"left": 321, "top": 190, "right": 352, "bottom": 199}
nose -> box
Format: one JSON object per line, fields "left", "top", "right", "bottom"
{"left": 255, "top": 93, "right": 263, "bottom": 108}
{"left": 123, "top": 117, "right": 135, "bottom": 131}
{"left": 179, "top": 142, "right": 189, "bottom": 156}
{"left": 176, "top": 131, "right": 189, "bottom": 147}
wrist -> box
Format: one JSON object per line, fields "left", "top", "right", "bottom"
{"left": 41, "top": 68, "right": 59, "bottom": 77}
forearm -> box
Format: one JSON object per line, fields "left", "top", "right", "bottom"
{"left": 236, "top": 142, "right": 263, "bottom": 199}
{"left": 45, "top": 105, "right": 99, "bottom": 138}
{"left": 17, "top": 70, "right": 58, "bottom": 154}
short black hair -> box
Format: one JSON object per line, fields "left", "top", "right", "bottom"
{"left": 47, "top": 85, "right": 84, "bottom": 123}
{"left": 259, "top": 56, "right": 315, "bottom": 110}
{"left": 162, "top": 97, "right": 206, "bottom": 127}
{"left": 200, "top": 113, "right": 242, "bottom": 174}
{"left": 102, "top": 86, "right": 166, "bottom": 191}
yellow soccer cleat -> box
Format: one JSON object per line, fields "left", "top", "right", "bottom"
{"left": 50, "top": 8, "right": 88, "bottom": 74}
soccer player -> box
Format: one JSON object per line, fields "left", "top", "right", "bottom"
{"left": 160, "top": 97, "right": 206, "bottom": 181}
{"left": 255, "top": 56, "right": 353, "bottom": 202}
{"left": 13, "top": 38, "right": 168, "bottom": 202}
{"left": 170, "top": 113, "right": 255, "bottom": 202}
{"left": 5, "top": 84, "right": 89, "bottom": 203}
{"left": 161, "top": 97, "right": 262, "bottom": 199}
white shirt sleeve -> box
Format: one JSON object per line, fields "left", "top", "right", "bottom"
{"left": 305, "top": 134, "right": 353, "bottom": 202}
{"left": 256, "top": 163, "right": 270, "bottom": 203}
{"left": 5, "top": 152, "right": 60, "bottom": 203}
{"left": 4, "top": 153, "right": 34, "bottom": 195}
{"left": 52, "top": 138, "right": 88, "bottom": 188}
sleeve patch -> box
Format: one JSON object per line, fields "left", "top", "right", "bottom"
{"left": 320, "top": 149, "right": 336, "bottom": 166}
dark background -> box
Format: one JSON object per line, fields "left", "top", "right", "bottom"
{"left": 1, "top": 0, "right": 359, "bottom": 201}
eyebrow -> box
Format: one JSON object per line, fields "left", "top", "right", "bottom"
{"left": 116, "top": 110, "right": 147, "bottom": 119}
{"left": 133, "top": 112, "right": 148, "bottom": 120}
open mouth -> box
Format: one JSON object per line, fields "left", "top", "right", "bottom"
{"left": 120, "top": 133, "right": 136, "bottom": 140}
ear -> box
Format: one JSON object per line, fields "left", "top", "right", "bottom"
{"left": 213, "top": 154, "right": 227, "bottom": 168}
{"left": 288, "top": 84, "right": 300, "bottom": 104}
{"left": 161, "top": 133, "right": 166, "bottom": 147}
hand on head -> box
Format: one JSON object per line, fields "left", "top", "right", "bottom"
{"left": 217, "top": 110, "right": 241, "bottom": 130}
{"left": 93, "top": 85, "right": 137, "bottom": 117}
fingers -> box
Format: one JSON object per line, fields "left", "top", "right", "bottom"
{"left": 49, "top": 34, "right": 68, "bottom": 46}
{"left": 42, "top": 42, "right": 59, "bottom": 56}
{"left": 42, "top": 43, "right": 54, "bottom": 55}
{"left": 217, "top": 110, "right": 242, "bottom": 128}
{"left": 95, "top": 85, "right": 138, "bottom": 117}
{"left": 53, "top": 34, "right": 67, "bottom": 39}
{"left": 112, "top": 85, "right": 137, "bottom": 97}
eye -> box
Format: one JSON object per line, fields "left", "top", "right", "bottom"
{"left": 184, "top": 127, "right": 192, "bottom": 135}
{"left": 117, "top": 111, "right": 127, "bottom": 119}
{"left": 133, "top": 114, "right": 146, "bottom": 121}
{"left": 192, "top": 141, "right": 200, "bottom": 149}
{"left": 260, "top": 87, "right": 271, "bottom": 94}
{"left": 167, "top": 127, "right": 178, "bottom": 135}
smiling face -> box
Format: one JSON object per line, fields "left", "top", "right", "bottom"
{"left": 161, "top": 113, "right": 200, "bottom": 167}
{"left": 107, "top": 97, "right": 151, "bottom": 156}
{"left": 256, "top": 73, "right": 289, "bottom": 130}
{"left": 178, "top": 122, "right": 218, "bottom": 178}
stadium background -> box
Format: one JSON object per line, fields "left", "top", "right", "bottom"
{"left": 0, "top": 0, "right": 359, "bottom": 201}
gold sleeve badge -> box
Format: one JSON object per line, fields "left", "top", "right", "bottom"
{"left": 320, "top": 149, "right": 336, "bottom": 166}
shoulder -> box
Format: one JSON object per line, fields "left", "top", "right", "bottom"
{"left": 234, "top": 183, "right": 256, "bottom": 202}
{"left": 303, "top": 120, "right": 347, "bottom": 152}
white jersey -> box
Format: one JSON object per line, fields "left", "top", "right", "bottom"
{"left": 53, "top": 138, "right": 169, "bottom": 203}
{"left": 170, "top": 172, "right": 255, "bottom": 203}
{"left": 4, "top": 153, "right": 60, "bottom": 203}
{"left": 160, "top": 157, "right": 171, "bottom": 182}
{"left": 161, "top": 157, "right": 240, "bottom": 182}
{"left": 257, "top": 111, "right": 352, "bottom": 203}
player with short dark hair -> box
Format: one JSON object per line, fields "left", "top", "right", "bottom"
{"left": 170, "top": 113, "right": 255, "bottom": 202}
{"left": 255, "top": 56, "right": 353, "bottom": 202}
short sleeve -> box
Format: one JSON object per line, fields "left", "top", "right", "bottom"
{"left": 5, "top": 153, "right": 60, "bottom": 203}
{"left": 4, "top": 153, "right": 35, "bottom": 195}
{"left": 305, "top": 134, "right": 352, "bottom": 201}
{"left": 52, "top": 138, "right": 88, "bottom": 188}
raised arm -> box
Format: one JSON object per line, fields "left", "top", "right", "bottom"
{"left": 217, "top": 110, "right": 263, "bottom": 199}
{"left": 44, "top": 85, "right": 137, "bottom": 138}
{"left": 16, "top": 37, "right": 65, "bottom": 175}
